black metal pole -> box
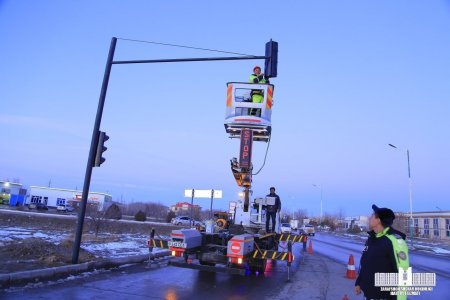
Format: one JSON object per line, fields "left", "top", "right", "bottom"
{"left": 112, "top": 55, "right": 267, "bottom": 65}
{"left": 190, "top": 189, "right": 194, "bottom": 227}
{"left": 72, "top": 37, "right": 117, "bottom": 264}
{"left": 287, "top": 241, "right": 292, "bottom": 282}
{"left": 210, "top": 189, "right": 214, "bottom": 219}
{"left": 149, "top": 228, "right": 155, "bottom": 261}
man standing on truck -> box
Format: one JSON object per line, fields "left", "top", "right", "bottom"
{"left": 265, "top": 187, "right": 281, "bottom": 233}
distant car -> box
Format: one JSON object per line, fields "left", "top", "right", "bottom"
{"left": 57, "top": 204, "right": 74, "bottom": 212}
{"left": 280, "top": 223, "right": 292, "bottom": 234}
{"left": 171, "top": 216, "right": 202, "bottom": 227}
{"left": 302, "top": 224, "right": 315, "bottom": 236}
{"left": 36, "top": 203, "right": 48, "bottom": 210}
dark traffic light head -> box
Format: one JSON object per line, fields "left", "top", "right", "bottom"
{"left": 94, "top": 131, "right": 109, "bottom": 167}
{"left": 264, "top": 40, "right": 278, "bottom": 78}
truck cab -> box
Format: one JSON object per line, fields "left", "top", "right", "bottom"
{"left": 302, "top": 224, "right": 315, "bottom": 236}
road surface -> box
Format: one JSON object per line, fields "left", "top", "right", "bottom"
{"left": 1, "top": 243, "right": 315, "bottom": 299}
{"left": 2, "top": 232, "right": 447, "bottom": 299}
{"left": 312, "top": 232, "right": 450, "bottom": 299}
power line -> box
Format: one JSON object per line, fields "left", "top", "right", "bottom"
{"left": 252, "top": 136, "right": 271, "bottom": 176}
{"left": 116, "top": 37, "right": 254, "bottom": 56}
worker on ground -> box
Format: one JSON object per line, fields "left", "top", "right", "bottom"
{"left": 265, "top": 187, "right": 281, "bottom": 233}
{"left": 355, "top": 204, "right": 410, "bottom": 300}
{"left": 248, "top": 66, "right": 268, "bottom": 116}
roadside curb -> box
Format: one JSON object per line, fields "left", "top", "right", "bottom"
{"left": 0, "top": 250, "right": 170, "bottom": 288}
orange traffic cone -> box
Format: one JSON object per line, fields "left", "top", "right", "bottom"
{"left": 308, "top": 240, "right": 313, "bottom": 255}
{"left": 346, "top": 254, "right": 356, "bottom": 279}
{"left": 342, "top": 294, "right": 349, "bottom": 300}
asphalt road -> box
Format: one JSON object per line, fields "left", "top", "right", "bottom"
{"left": 1, "top": 243, "right": 309, "bottom": 300}
{"left": 312, "top": 232, "right": 450, "bottom": 299}
{"left": 3, "top": 232, "right": 447, "bottom": 299}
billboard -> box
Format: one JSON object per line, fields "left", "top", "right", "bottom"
{"left": 184, "top": 189, "right": 223, "bottom": 199}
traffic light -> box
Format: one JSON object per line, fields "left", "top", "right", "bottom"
{"left": 94, "top": 131, "right": 109, "bottom": 167}
{"left": 264, "top": 39, "right": 278, "bottom": 78}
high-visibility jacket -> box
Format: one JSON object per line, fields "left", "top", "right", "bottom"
{"left": 384, "top": 229, "right": 410, "bottom": 300}
{"left": 248, "top": 74, "right": 266, "bottom": 114}
{"left": 249, "top": 74, "right": 265, "bottom": 103}
{"left": 249, "top": 73, "right": 267, "bottom": 84}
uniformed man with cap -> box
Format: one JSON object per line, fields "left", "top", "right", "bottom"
{"left": 355, "top": 204, "right": 410, "bottom": 300}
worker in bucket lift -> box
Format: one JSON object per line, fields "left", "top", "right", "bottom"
{"left": 248, "top": 66, "right": 269, "bottom": 116}
{"left": 265, "top": 187, "right": 281, "bottom": 233}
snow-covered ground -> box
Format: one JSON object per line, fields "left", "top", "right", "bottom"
{"left": 0, "top": 226, "right": 68, "bottom": 245}
{"left": 0, "top": 225, "right": 168, "bottom": 258}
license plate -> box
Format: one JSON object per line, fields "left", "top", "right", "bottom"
{"left": 168, "top": 241, "right": 187, "bottom": 248}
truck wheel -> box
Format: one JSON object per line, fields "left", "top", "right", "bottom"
{"left": 199, "top": 260, "right": 216, "bottom": 266}
{"left": 257, "top": 259, "right": 267, "bottom": 273}
{"left": 249, "top": 259, "right": 267, "bottom": 274}
{"left": 216, "top": 219, "right": 226, "bottom": 228}
{"left": 177, "top": 222, "right": 182, "bottom": 226}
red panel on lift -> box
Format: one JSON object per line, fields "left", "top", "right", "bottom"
{"left": 239, "top": 129, "right": 253, "bottom": 168}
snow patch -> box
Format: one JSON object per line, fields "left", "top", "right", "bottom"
{"left": 432, "top": 247, "right": 450, "bottom": 254}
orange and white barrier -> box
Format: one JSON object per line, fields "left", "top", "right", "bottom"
{"left": 346, "top": 254, "right": 356, "bottom": 279}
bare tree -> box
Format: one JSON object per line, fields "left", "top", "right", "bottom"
{"left": 335, "top": 207, "right": 346, "bottom": 230}
{"left": 293, "top": 209, "right": 308, "bottom": 222}
{"left": 322, "top": 213, "right": 338, "bottom": 231}
{"left": 280, "top": 209, "right": 291, "bottom": 223}
{"left": 393, "top": 212, "right": 409, "bottom": 235}
{"left": 87, "top": 207, "right": 106, "bottom": 237}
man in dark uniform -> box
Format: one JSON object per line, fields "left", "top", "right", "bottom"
{"left": 355, "top": 204, "right": 410, "bottom": 300}
{"left": 265, "top": 187, "right": 281, "bottom": 233}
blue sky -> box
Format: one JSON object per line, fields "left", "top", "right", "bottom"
{"left": 1, "top": 1, "right": 449, "bottom": 217}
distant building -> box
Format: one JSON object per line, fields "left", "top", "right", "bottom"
{"left": 26, "top": 186, "right": 112, "bottom": 211}
{"left": 408, "top": 211, "right": 450, "bottom": 241}
{"left": 170, "top": 202, "right": 201, "bottom": 214}
{"left": 0, "top": 181, "right": 27, "bottom": 206}
{"left": 340, "top": 216, "right": 369, "bottom": 231}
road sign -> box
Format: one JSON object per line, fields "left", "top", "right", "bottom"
{"left": 184, "top": 189, "right": 223, "bottom": 199}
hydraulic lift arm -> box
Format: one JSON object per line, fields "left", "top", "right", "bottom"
{"left": 230, "top": 128, "right": 254, "bottom": 212}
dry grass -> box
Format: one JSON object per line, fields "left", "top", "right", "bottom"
{"left": 0, "top": 209, "right": 179, "bottom": 274}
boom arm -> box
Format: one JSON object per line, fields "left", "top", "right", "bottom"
{"left": 230, "top": 128, "right": 254, "bottom": 212}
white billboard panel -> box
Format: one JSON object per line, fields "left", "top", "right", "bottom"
{"left": 184, "top": 189, "right": 223, "bottom": 199}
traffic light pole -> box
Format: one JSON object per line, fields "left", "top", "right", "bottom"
{"left": 72, "top": 37, "right": 277, "bottom": 263}
{"left": 72, "top": 37, "right": 117, "bottom": 264}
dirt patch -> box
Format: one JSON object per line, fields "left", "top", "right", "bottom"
{"left": 0, "top": 209, "right": 179, "bottom": 274}
{"left": 0, "top": 237, "right": 95, "bottom": 273}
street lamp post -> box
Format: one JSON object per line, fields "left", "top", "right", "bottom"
{"left": 388, "top": 144, "right": 414, "bottom": 248}
{"left": 312, "top": 184, "right": 323, "bottom": 225}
